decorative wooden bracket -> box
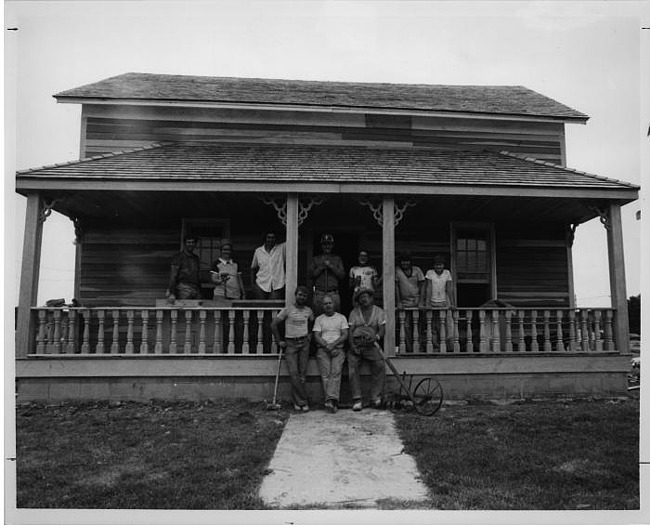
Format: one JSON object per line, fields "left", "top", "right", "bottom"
{"left": 587, "top": 204, "right": 611, "bottom": 230}
{"left": 38, "top": 198, "right": 61, "bottom": 223}
{"left": 71, "top": 217, "right": 84, "bottom": 245}
{"left": 566, "top": 223, "right": 578, "bottom": 247}
{"left": 259, "top": 195, "right": 326, "bottom": 227}
{"left": 359, "top": 197, "right": 417, "bottom": 227}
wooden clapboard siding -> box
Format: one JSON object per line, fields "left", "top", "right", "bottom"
{"left": 80, "top": 104, "right": 565, "bottom": 163}
{"left": 495, "top": 225, "right": 570, "bottom": 306}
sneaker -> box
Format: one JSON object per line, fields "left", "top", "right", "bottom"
{"left": 302, "top": 404, "right": 310, "bottom": 412}
{"left": 372, "top": 399, "right": 383, "bottom": 409}
{"left": 331, "top": 402, "right": 338, "bottom": 414}
{"left": 352, "top": 401, "right": 363, "bottom": 411}
{"left": 325, "top": 401, "right": 337, "bottom": 414}
{"left": 293, "top": 403, "right": 302, "bottom": 412}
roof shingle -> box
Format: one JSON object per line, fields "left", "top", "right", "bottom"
{"left": 17, "top": 143, "right": 637, "bottom": 192}
{"left": 54, "top": 73, "right": 589, "bottom": 121}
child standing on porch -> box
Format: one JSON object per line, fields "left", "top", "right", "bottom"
{"left": 271, "top": 286, "right": 315, "bottom": 412}
{"left": 424, "top": 255, "right": 456, "bottom": 349}
{"left": 349, "top": 249, "right": 379, "bottom": 300}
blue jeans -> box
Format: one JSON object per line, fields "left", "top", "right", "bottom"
{"left": 284, "top": 336, "right": 310, "bottom": 406}
{"left": 347, "top": 346, "right": 385, "bottom": 404}
{"left": 315, "top": 346, "right": 346, "bottom": 402}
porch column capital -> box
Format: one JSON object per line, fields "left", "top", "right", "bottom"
{"left": 587, "top": 204, "right": 611, "bottom": 230}
{"left": 39, "top": 198, "right": 61, "bottom": 224}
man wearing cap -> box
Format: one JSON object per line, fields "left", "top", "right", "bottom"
{"left": 348, "top": 288, "right": 386, "bottom": 411}
{"left": 166, "top": 236, "right": 201, "bottom": 302}
{"left": 310, "top": 233, "right": 345, "bottom": 316}
{"left": 395, "top": 251, "right": 426, "bottom": 352}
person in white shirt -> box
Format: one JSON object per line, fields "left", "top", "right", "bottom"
{"left": 348, "top": 249, "right": 379, "bottom": 300}
{"left": 424, "top": 255, "right": 456, "bottom": 350}
{"left": 313, "top": 295, "right": 349, "bottom": 413}
{"left": 250, "top": 231, "right": 286, "bottom": 300}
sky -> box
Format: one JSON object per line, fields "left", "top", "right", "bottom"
{"left": 4, "top": 0, "right": 649, "bottom": 309}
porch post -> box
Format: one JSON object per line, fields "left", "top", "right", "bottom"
{"left": 285, "top": 193, "right": 299, "bottom": 304}
{"left": 382, "top": 196, "right": 396, "bottom": 356}
{"left": 16, "top": 193, "right": 44, "bottom": 358}
{"left": 606, "top": 202, "right": 630, "bottom": 355}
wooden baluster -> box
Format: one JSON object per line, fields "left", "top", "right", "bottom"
{"left": 140, "top": 310, "right": 150, "bottom": 354}
{"left": 581, "top": 310, "right": 590, "bottom": 352}
{"left": 95, "top": 310, "right": 105, "bottom": 354}
{"left": 66, "top": 309, "right": 77, "bottom": 354}
{"left": 517, "top": 310, "right": 526, "bottom": 352}
{"left": 257, "top": 310, "right": 264, "bottom": 354}
{"left": 556, "top": 310, "right": 565, "bottom": 351}
{"left": 604, "top": 310, "right": 615, "bottom": 351}
{"left": 465, "top": 310, "right": 473, "bottom": 353}
{"left": 169, "top": 310, "right": 178, "bottom": 354}
{"left": 227, "top": 310, "right": 236, "bottom": 353}
{"left": 425, "top": 309, "right": 433, "bottom": 353}
{"left": 198, "top": 310, "right": 207, "bottom": 354}
{"left": 568, "top": 310, "right": 576, "bottom": 352}
{"left": 110, "top": 309, "right": 120, "bottom": 353}
{"left": 242, "top": 310, "right": 250, "bottom": 354}
{"left": 504, "top": 310, "right": 513, "bottom": 353}
{"left": 184, "top": 310, "right": 193, "bottom": 353}
{"left": 491, "top": 310, "right": 500, "bottom": 352}
{"left": 413, "top": 309, "right": 420, "bottom": 353}
{"left": 213, "top": 310, "right": 222, "bottom": 353}
{"left": 155, "top": 310, "right": 164, "bottom": 354}
{"left": 35, "top": 310, "right": 47, "bottom": 354}
{"left": 452, "top": 309, "right": 460, "bottom": 353}
{"left": 125, "top": 310, "right": 135, "bottom": 354}
{"left": 593, "top": 310, "right": 603, "bottom": 351}
{"left": 479, "top": 310, "right": 487, "bottom": 353}
{"left": 530, "top": 310, "right": 539, "bottom": 352}
{"left": 80, "top": 309, "right": 91, "bottom": 354}
{"left": 398, "top": 309, "right": 406, "bottom": 353}
{"left": 543, "top": 310, "right": 551, "bottom": 351}
{"left": 439, "top": 310, "right": 447, "bottom": 352}
{"left": 52, "top": 310, "right": 62, "bottom": 354}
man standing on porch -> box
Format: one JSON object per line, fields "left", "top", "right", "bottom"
{"left": 271, "top": 286, "right": 315, "bottom": 412}
{"left": 395, "top": 252, "right": 426, "bottom": 352}
{"left": 166, "top": 236, "right": 201, "bottom": 302}
{"left": 348, "top": 289, "right": 386, "bottom": 411}
{"left": 313, "top": 294, "right": 349, "bottom": 413}
{"left": 251, "top": 231, "right": 286, "bottom": 300}
{"left": 310, "top": 233, "right": 345, "bottom": 315}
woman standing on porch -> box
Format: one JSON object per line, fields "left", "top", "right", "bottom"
{"left": 211, "top": 240, "right": 245, "bottom": 304}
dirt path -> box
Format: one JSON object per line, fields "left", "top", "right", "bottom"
{"left": 259, "top": 409, "right": 429, "bottom": 508}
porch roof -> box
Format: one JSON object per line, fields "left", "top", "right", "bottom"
{"left": 54, "top": 72, "right": 589, "bottom": 122}
{"left": 16, "top": 142, "right": 639, "bottom": 197}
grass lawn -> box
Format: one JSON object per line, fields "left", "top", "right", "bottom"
{"left": 15, "top": 397, "right": 639, "bottom": 510}
{"left": 395, "top": 398, "right": 640, "bottom": 510}
{"left": 15, "top": 399, "right": 288, "bottom": 509}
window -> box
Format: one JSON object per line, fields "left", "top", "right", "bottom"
{"left": 451, "top": 223, "right": 496, "bottom": 306}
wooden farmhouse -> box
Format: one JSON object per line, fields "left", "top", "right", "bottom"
{"left": 15, "top": 73, "right": 639, "bottom": 402}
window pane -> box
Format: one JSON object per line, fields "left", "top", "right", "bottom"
{"left": 477, "top": 239, "right": 486, "bottom": 251}
{"left": 458, "top": 252, "right": 467, "bottom": 270}
{"left": 458, "top": 239, "right": 466, "bottom": 250}
{"left": 467, "top": 239, "right": 476, "bottom": 251}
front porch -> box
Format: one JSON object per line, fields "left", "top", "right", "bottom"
{"left": 15, "top": 143, "right": 637, "bottom": 402}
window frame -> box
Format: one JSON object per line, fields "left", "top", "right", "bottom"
{"left": 450, "top": 222, "right": 497, "bottom": 301}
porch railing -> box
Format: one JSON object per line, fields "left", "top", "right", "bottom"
{"left": 396, "top": 307, "right": 617, "bottom": 354}
{"left": 28, "top": 306, "right": 617, "bottom": 356}
{"left": 29, "top": 306, "right": 282, "bottom": 356}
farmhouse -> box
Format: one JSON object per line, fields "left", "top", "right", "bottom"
{"left": 15, "top": 73, "right": 639, "bottom": 401}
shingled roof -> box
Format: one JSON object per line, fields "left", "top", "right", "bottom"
{"left": 54, "top": 73, "right": 588, "bottom": 121}
{"left": 17, "top": 143, "right": 636, "bottom": 193}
